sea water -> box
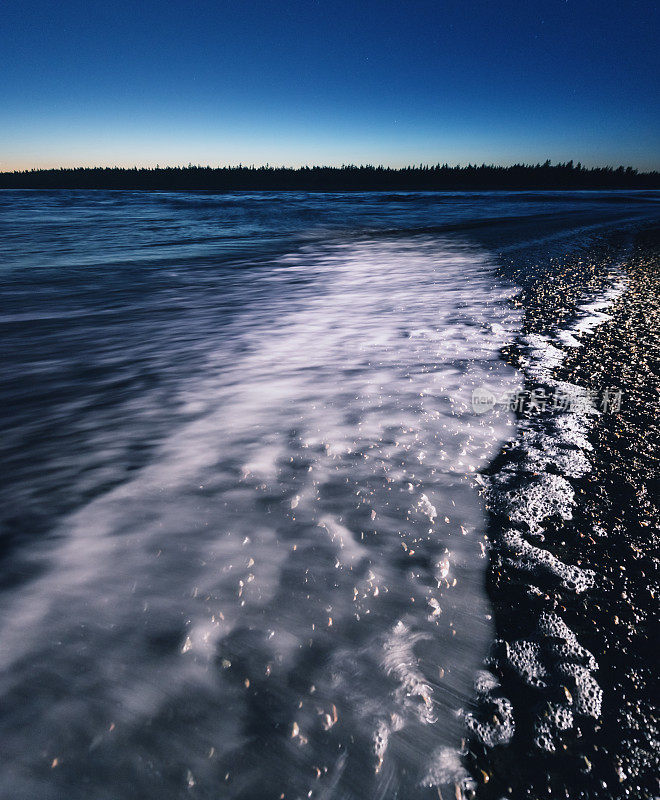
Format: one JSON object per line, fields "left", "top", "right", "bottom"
{"left": 0, "top": 190, "right": 657, "bottom": 799}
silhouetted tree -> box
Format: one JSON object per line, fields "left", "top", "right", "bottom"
{"left": 0, "top": 162, "right": 657, "bottom": 190}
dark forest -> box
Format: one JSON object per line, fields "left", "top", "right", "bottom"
{"left": 2, "top": 161, "right": 658, "bottom": 191}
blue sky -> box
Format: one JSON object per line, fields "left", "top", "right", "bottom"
{"left": 2, "top": 0, "right": 658, "bottom": 170}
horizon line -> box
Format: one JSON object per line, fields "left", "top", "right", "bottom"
{"left": 3, "top": 160, "right": 660, "bottom": 174}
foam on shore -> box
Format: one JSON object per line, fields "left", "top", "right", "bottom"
{"left": 469, "top": 276, "right": 627, "bottom": 762}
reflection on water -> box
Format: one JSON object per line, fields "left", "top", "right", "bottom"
{"left": 1, "top": 190, "right": 653, "bottom": 799}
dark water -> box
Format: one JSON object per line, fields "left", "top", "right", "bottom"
{"left": 0, "top": 191, "right": 657, "bottom": 800}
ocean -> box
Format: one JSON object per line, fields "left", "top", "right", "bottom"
{"left": 0, "top": 190, "right": 658, "bottom": 799}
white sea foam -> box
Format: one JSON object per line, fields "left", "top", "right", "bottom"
{"left": 0, "top": 236, "right": 521, "bottom": 799}
{"left": 480, "top": 274, "right": 626, "bottom": 754}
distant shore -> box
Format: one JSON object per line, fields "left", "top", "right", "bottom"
{"left": 1, "top": 163, "right": 659, "bottom": 191}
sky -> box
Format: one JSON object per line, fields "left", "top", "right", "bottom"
{"left": 1, "top": 0, "right": 659, "bottom": 171}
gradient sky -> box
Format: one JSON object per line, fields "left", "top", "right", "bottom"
{"left": 2, "top": 0, "right": 659, "bottom": 171}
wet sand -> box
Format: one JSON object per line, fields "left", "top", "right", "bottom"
{"left": 468, "top": 226, "right": 660, "bottom": 799}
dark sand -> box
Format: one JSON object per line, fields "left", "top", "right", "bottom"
{"left": 466, "top": 226, "right": 659, "bottom": 799}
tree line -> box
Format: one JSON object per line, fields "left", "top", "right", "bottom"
{"left": 1, "top": 161, "right": 658, "bottom": 190}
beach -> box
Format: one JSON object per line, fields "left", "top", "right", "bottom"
{"left": 0, "top": 191, "right": 658, "bottom": 799}
{"left": 468, "top": 226, "right": 659, "bottom": 799}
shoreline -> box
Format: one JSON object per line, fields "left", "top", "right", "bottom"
{"left": 1, "top": 166, "right": 659, "bottom": 192}
{"left": 1, "top": 193, "right": 658, "bottom": 799}
{"left": 467, "top": 226, "right": 660, "bottom": 799}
